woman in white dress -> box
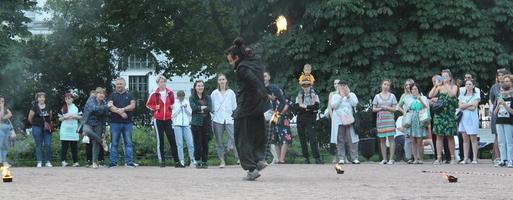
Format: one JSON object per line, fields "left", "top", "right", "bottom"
{"left": 458, "top": 80, "right": 480, "bottom": 164}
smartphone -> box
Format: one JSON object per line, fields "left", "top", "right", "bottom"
{"left": 435, "top": 75, "right": 444, "bottom": 83}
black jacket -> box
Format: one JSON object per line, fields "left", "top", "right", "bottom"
{"left": 233, "top": 57, "right": 270, "bottom": 119}
{"left": 266, "top": 84, "right": 286, "bottom": 112}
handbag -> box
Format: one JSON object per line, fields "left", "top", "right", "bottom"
{"left": 419, "top": 108, "right": 431, "bottom": 127}
{"left": 340, "top": 114, "right": 355, "bottom": 126}
{"left": 432, "top": 99, "right": 444, "bottom": 114}
{"left": 8, "top": 119, "right": 16, "bottom": 139}
{"left": 44, "top": 121, "right": 53, "bottom": 132}
{"left": 456, "top": 110, "right": 463, "bottom": 123}
{"left": 402, "top": 112, "right": 413, "bottom": 128}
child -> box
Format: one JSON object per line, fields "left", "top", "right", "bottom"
{"left": 298, "top": 64, "right": 316, "bottom": 97}
{"left": 395, "top": 116, "right": 412, "bottom": 163}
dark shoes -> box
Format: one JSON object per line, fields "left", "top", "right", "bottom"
{"left": 315, "top": 158, "right": 323, "bottom": 164}
{"left": 195, "top": 162, "right": 208, "bottom": 169}
{"left": 256, "top": 161, "right": 268, "bottom": 171}
{"left": 304, "top": 159, "right": 311, "bottom": 164}
{"left": 175, "top": 163, "right": 185, "bottom": 168}
{"left": 243, "top": 170, "right": 261, "bottom": 181}
{"left": 160, "top": 162, "right": 166, "bottom": 168}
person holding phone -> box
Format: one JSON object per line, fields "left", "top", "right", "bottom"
{"left": 494, "top": 75, "right": 513, "bottom": 167}
{"left": 429, "top": 69, "right": 459, "bottom": 165}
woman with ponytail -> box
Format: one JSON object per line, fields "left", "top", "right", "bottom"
{"left": 226, "top": 37, "right": 269, "bottom": 181}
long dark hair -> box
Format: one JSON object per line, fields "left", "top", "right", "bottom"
{"left": 192, "top": 80, "right": 205, "bottom": 100}
{"left": 62, "top": 93, "right": 73, "bottom": 114}
{"left": 464, "top": 80, "right": 478, "bottom": 96}
{"left": 226, "top": 37, "right": 253, "bottom": 61}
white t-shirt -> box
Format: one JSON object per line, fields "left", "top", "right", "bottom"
{"left": 394, "top": 116, "right": 405, "bottom": 138}
{"left": 159, "top": 90, "right": 167, "bottom": 103}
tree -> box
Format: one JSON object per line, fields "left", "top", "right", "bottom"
{"left": 0, "top": 0, "right": 36, "bottom": 122}
{"left": 100, "top": 0, "right": 239, "bottom": 77}
{"left": 247, "top": 0, "right": 513, "bottom": 106}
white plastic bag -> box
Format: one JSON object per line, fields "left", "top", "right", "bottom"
{"left": 81, "top": 135, "right": 90, "bottom": 144}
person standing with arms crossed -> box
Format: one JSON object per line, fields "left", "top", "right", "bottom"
{"left": 107, "top": 77, "right": 137, "bottom": 168}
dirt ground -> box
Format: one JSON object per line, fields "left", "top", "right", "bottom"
{"left": 1, "top": 160, "right": 512, "bottom": 200}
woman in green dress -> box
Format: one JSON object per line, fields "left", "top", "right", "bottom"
{"left": 397, "top": 79, "right": 415, "bottom": 163}
{"left": 429, "top": 69, "right": 459, "bottom": 165}
{"left": 407, "top": 83, "right": 429, "bottom": 164}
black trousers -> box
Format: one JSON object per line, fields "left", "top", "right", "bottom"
{"left": 235, "top": 115, "right": 267, "bottom": 171}
{"left": 297, "top": 115, "right": 320, "bottom": 160}
{"left": 61, "top": 141, "right": 78, "bottom": 163}
{"left": 155, "top": 120, "right": 179, "bottom": 163}
{"left": 86, "top": 142, "right": 104, "bottom": 164}
{"left": 191, "top": 125, "right": 210, "bottom": 163}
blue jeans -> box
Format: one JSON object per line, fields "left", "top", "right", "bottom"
{"left": 110, "top": 123, "right": 134, "bottom": 165}
{"left": 32, "top": 126, "right": 52, "bottom": 163}
{"left": 496, "top": 124, "right": 513, "bottom": 161}
{"left": 173, "top": 126, "right": 195, "bottom": 164}
{"left": 0, "top": 123, "right": 10, "bottom": 162}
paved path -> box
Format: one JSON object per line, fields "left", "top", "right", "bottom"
{"left": 1, "top": 161, "right": 512, "bottom": 200}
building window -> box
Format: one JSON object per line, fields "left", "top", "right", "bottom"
{"left": 127, "top": 55, "right": 149, "bottom": 70}
{"left": 129, "top": 76, "right": 148, "bottom": 104}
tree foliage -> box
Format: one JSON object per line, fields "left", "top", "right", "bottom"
{"left": 249, "top": 0, "right": 513, "bottom": 107}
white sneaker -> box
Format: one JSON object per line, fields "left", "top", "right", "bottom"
{"left": 189, "top": 162, "right": 196, "bottom": 168}
{"left": 219, "top": 160, "right": 226, "bottom": 168}
{"left": 36, "top": 162, "right": 42, "bottom": 168}
{"left": 92, "top": 163, "right": 99, "bottom": 169}
{"left": 45, "top": 162, "right": 53, "bottom": 167}
{"left": 72, "top": 162, "right": 80, "bottom": 167}
{"left": 236, "top": 159, "right": 240, "bottom": 165}
{"left": 494, "top": 160, "right": 503, "bottom": 167}
{"left": 471, "top": 160, "right": 478, "bottom": 164}
{"left": 338, "top": 160, "right": 345, "bottom": 164}
{"left": 379, "top": 160, "right": 387, "bottom": 165}
{"left": 387, "top": 160, "right": 395, "bottom": 165}
{"left": 61, "top": 161, "right": 68, "bottom": 167}
{"left": 3, "top": 162, "right": 10, "bottom": 168}
{"left": 507, "top": 161, "right": 513, "bottom": 168}
{"left": 352, "top": 159, "right": 360, "bottom": 164}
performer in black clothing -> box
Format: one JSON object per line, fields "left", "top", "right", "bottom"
{"left": 226, "top": 37, "right": 270, "bottom": 181}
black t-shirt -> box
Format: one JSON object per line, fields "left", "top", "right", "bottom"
{"left": 31, "top": 104, "right": 50, "bottom": 127}
{"left": 108, "top": 91, "right": 134, "bottom": 123}
{"left": 496, "top": 96, "right": 513, "bottom": 125}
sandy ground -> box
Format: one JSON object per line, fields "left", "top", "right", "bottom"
{"left": 1, "top": 161, "right": 512, "bottom": 200}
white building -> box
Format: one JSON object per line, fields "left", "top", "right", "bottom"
{"left": 25, "top": 0, "right": 51, "bottom": 35}
{"left": 118, "top": 54, "right": 205, "bottom": 105}
{"left": 26, "top": 0, "right": 206, "bottom": 103}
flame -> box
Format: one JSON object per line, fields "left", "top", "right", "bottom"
{"left": 2, "top": 167, "right": 10, "bottom": 176}
{"left": 275, "top": 15, "right": 287, "bottom": 35}
{"left": 443, "top": 174, "right": 457, "bottom": 182}
{"left": 335, "top": 164, "right": 344, "bottom": 174}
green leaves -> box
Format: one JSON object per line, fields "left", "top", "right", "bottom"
{"left": 245, "top": 0, "right": 513, "bottom": 108}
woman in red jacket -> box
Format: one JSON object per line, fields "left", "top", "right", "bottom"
{"left": 146, "top": 75, "right": 181, "bottom": 167}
